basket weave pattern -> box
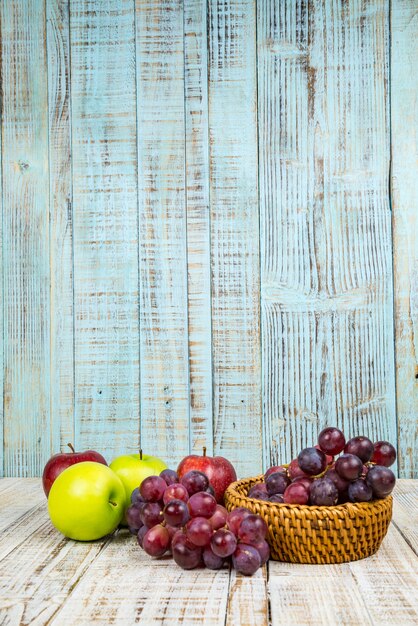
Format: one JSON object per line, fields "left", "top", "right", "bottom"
{"left": 224, "top": 475, "right": 393, "bottom": 564}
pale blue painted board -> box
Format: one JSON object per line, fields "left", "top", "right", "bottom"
{"left": 70, "top": 0, "right": 140, "bottom": 459}
{"left": 1, "top": 0, "right": 51, "bottom": 475}
{"left": 391, "top": 0, "right": 418, "bottom": 478}
{"left": 184, "top": 0, "right": 214, "bottom": 455}
{"left": 47, "top": 0, "right": 74, "bottom": 454}
{"left": 258, "top": 0, "right": 396, "bottom": 469}
{"left": 136, "top": 0, "right": 190, "bottom": 466}
{"left": 208, "top": 0, "right": 262, "bottom": 477}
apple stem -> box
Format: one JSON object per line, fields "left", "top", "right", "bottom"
{"left": 140, "top": 449, "right": 143, "bottom": 460}
{"left": 67, "top": 443, "right": 75, "bottom": 454}
{"left": 203, "top": 446, "right": 206, "bottom": 457}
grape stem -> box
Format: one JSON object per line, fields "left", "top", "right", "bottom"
{"left": 67, "top": 443, "right": 75, "bottom": 454}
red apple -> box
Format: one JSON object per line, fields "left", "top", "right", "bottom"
{"left": 42, "top": 443, "right": 107, "bottom": 496}
{"left": 177, "top": 447, "right": 237, "bottom": 503}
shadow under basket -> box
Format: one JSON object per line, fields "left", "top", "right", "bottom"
{"left": 224, "top": 475, "right": 393, "bottom": 564}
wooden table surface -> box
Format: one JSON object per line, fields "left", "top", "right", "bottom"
{"left": 0, "top": 479, "right": 416, "bottom": 625}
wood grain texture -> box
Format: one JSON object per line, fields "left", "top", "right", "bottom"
{"left": 225, "top": 566, "right": 269, "bottom": 626}
{"left": 70, "top": 0, "right": 139, "bottom": 456}
{"left": 391, "top": 0, "right": 418, "bottom": 478}
{"left": 208, "top": 0, "right": 262, "bottom": 477}
{"left": 136, "top": 0, "right": 190, "bottom": 463}
{"left": 348, "top": 524, "right": 418, "bottom": 625}
{"left": 1, "top": 0, "right": 51, "bottom": 475}
{"left": 258, "top": 0, "right": 396, "bottom": 469}
{"left": 49, "top": 534, "right": 231, "bottom": 624}
{"left": 184, "top": 0, "right": 213, "bottom": 454}
{"left": 0, "top": 479, "right": 416, "bottom": 625}
{"left": 0, "top": 518, "right": 111, "bottom": 625}
{"left": 47, "top": 0, "right": 74, "bottom": 451}
{"left": 269, "top": 561, "right": 373, "bottom": 625}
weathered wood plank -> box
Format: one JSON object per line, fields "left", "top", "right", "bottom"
{"left": 47, "top": 0, "right": 74, "bottom": 451}
{"left": 49, "top": 532, "right": 230, "bottom": 625}
{"left": 348, "top": 524, "right": 418, "bottom": 625}
{"left": 70, "top": 0, "right": 139, "bottom": 456}
{"left": 258, "top": 0, "right": 395, "bottom": 467}
{"left": 225, "top": 566, "right": 269, "bottom": 626}
{"left": 0, "top": 518, "right": 111, "bottom": 625}
{"left": 136, "top": 0, "right": 190, "bottom": 464}
{"left": 0, "top": 479, "right": 44, "bottom": 534}
{"left": 391, "top": 0, "right": 418, "bottom": 478}
{"left": 269, "top": 560, "right": 373, "bottom": 626}
{"left": 208, "top": 0, "right": 262, "bottom": 477}
{"left": 0, "top": 0, "right": 50, "bottom": 475}
{"left": 184, "top": 0, "right": 213, "bottom": 455}
{"left": 391, "top": 479, "right": 418, "bottom": 553}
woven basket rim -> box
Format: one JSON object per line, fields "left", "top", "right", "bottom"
{"left": 226, "top": 474, "right": 393, "bottom": 513}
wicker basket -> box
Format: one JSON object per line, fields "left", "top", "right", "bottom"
{"left": 224, "top": 475, "right": 392, "bottom": 564}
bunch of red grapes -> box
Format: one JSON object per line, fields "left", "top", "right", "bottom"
{"left": 127, "top": 468, "right": 269, "bottom": 575}
{"left": 249, "top": 427, "right": 397, "bottom": 506}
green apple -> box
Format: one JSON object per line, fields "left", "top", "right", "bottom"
{"left": 109, "top": 452, "right": 167, "bottom": 513}
{"left": 48, "top": 461, "right": 125, "bottom": 541}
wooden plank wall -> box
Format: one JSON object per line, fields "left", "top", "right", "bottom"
{"left": 0, "top": 0, "right": 416, "bottom": 478}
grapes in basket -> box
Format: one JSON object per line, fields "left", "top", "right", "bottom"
{"left": 130, "top": 469, "right": 269, "bottom": 576}
{"left": 249, "top": 427, "right": 396, "bottom": 506}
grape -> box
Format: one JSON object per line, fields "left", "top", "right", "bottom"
{"left": 366, "top": 465, "right": 396, "bottom": 498}
{"left": 344, "top": 436, "right": 374, "bottom": 463}
{"left": 264, "top": 465, "right": 287, "bottom": 480}
{"left": 348, "top": 479, "right": 373, "bottom": 502}
{"left": 248, "top": 482, "right": 268, "bottom": 497}
{"left": 172, "top": 535, "right": 202, "bottom": 570}
{"left": 208, "top": 505, "right": 228, "bottom": 530}
{"left": 171, "top": 529, "right": 186, "bottom": 548}
{"left": 325, "top": 468, "right": 349, "bottom": 493}
{"left": 188, "top": 492, "right": 217, "bottom": 518}
{"left": 160, "top": 468, "right": 179, "bottom": 486}
{"left": 181, "top": 470, "right": 209, "bottom": 496}
{"left": 206, "top": 484, "right": 215, "bottom": 497}
{"left": 335, "top": 454, "right": 363, "bottom": 481}
{"left": 248, "top": 489, "right": 270, "bottom": 501}
{"left": 211, "top": 529, "right": 237, "bottom": 557}
{"left": 314, "top": 444, "right": 334, "bottom": 465}
{"left": 126, "top": 504, "right": 144, "bottom": 531}
{"left": 237, "top": 514, "right": 267, "bottom": 543}
{"left": 227, "top": 507, "right": 252, "bottom": 535}
{"left": 283, "top": 483, "right": 309, "bottom": 505}
{"left": 165, "top": 525, "right": 179, "bottom": 543}
{"left": 232, "top": 544, "right": 261, "bottom": 576}
{"left": 298, "top": 447, "right": 327, "bottom": 476}
{"left": 185, "top": 517, "right": 213, "bottom": 546}
{"left": 137, "top": 525, "right": 148, "bottom": 548}
{"left": 371, "top": 441, "right": 397, "bottom": 467}
{"left": 202, "top": 546, "right": 225, "bottom": 570}
{"left": 140, "top": 476, "right": 167, "bottom": 503}
{"left": 292, "top": 477, "right": 313, "bottom": 492}
{"left": 163, "top": 499, "right": 190, "bottom": 527}
{"left": 163, "top": 483, "right": 189, "bottom": 505}
{"left": 143, "top": 524, "right": 170, "bottom": 557}
{"left": 140, "top": 502, "right": 163, "bottom": 528}
{"left": 288, "top": 458, "right": 310, "bottom": 480}
{"left": 309, "top": 478, "right": 338, "bottom": 506}
{"left": 251, "top": 539, "right": 270, "bottom": 565}
{"left": 269, "top": 493, "right": 284, "bottom": 503}
{"left": 265, "top": 472, "right": 290, "bottom": 496}
{"left": 130, "top": 487, "right": 145, "bottom": 506}
{"left": 318, "top": 427, "right": 346, "bottom": 455}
